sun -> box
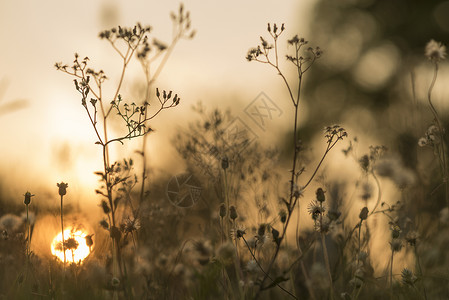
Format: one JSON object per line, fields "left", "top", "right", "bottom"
{"left": 51, "top": 227, "right": 93, "bottom": 264}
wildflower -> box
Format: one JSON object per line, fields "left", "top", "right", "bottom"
{"left": 417, "top": 137, "right": 427, "bottom": 147}
{"left": 57, "top": 182, "right": 68, "bottom": 196}
{"left": 100, "top": 200, "right": 110, "bottom": 214}
{"left": 279, "top": 209, "right": 287, "bottom": 223}
{"left": 219, "top": 203, "right": 226, "bottom": 218}
{"left": 246, "top": 260, "right": 259, "bottom": 273}
{"left": 64, "top": 237, "right": 79, "bottom": 250}
{"left": 221, "top": 156, "right": 229, "bottom": 170}
{"left": 358, "top": 155, "right": 370, "bottom": 172}
{"left": 405, "top": 231, "right": 419, "bottom": 246}
{"left": 307, "top": 200, "right": 325, "bottom": 220}
{"left": 425, "top": 39, "right": 446, "bottom": 62}
{"left": 85, "top": 234, "right": 94, "bottom": 248}
{"left": 100, "top": 219, "right": 109, "bottom": 229}
{"left": 293, "top": 184, "right": 304, "bottom": 198}
{"left": 401, "top": 268, "right": 417, "bottom": 286}
{"left": 271, "top": 227, "right": 280, "bottom": 244}
{"left": 316, "top": 215, "right": 332, "bottom": 234}
{"left": 229, "top": 206, "right": 238, "bottom": 221}
{"left": 237, "top": 228, "right": 246, "bottom": 239}
{"left": 257, "top": 223, "right": 267, "bottom": 238}
{"left": 316, "top": 187, "right": 326, "bottom": 202}
{"left": 122, "top": 217, "right": 140, "bottom": 233}
{"left": 390, "top": 224, "right": 401, "bottom": 239}
{"left": 359, "top": 207, "right": 369, "bottom": 221}
{"left": 390, "top": 238, "right": 403, "bottom": 252}
{"left": 23, "top": 191, "right": 35, "bottom": 205}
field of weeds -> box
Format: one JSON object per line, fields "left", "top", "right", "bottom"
{"left": 1, "top": 1, "right": 449, "bottom": 299}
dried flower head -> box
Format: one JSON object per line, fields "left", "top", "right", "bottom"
{"left": 359, "top": 207, "right": 369, "bottom": 221}
{"left": 390, "top": 238, "right": 403, "bottom": 252}
{"left": 425, "top": 39, "right": 446, "bottom": 62}
{"left": 57, "top": 182, "right": 68, "bottom": 196}
{"left": 221, "top": 156, "right": 229, "bottom": 170}
{"left": 401, "top": 268, "right": 417, "bottom": 286}
{"left": 85, "top": 234, "right": 94, "bottom": 248}
{"left": 279, "top": 209, "right": 287, "bottom": 223}
{"left": 316, "top": 188, "right": 326, "bottom": 202}
{"left": 405, "top": 231, "right": 419, "bottom": 246}
{"left": 122, "top": 217, "right": 141, "bottom": 234}
{"left": 229, "top": 206, "right": 238, "bottom": 221}
{"left": 308, "top": 200, "right": 325, "bottom": 220}
{"left": 219, "top": 203, "right": 227, "bottom": 218}
{"left": 64, "top": 237, "right": 79, "bottom": 250}
{"left": 23, "top": 191, "right": 35, "bottom": 205}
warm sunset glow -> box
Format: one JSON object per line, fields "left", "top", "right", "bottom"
{"left": 51, "top": 227, "right": 93, "bottom": 264}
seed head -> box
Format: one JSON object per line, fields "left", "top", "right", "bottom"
{"left": 23, "top": 191, "right": 35, "bottom": 205}
{"left": 390, "top": 238, "right": 402, "bottom": 252}
{"left": 279, "top": 209, "right": 287, "bottom": 223}
{"left": 57, "top": 182, "right": 68, "bottom": 196}
{"left": 229, "top": 206, "right": 238, "bottom": 220}
{"left": 100, "top": 200, "right": 111, "bottom": 214}
{"left": 359, "top": 207, "right": 369, "bottom": 221}
{"left": 219, "top": 203, "right": 227, "bottom": 218}
{"left": 316, "top": 188, "right": 326, "bottom": 202}
{"left": 85, "top": 234, "right": 94, "bottom": 247}
{"left": 221, "top": 156, "right": 229, "bottom": 170}
{"left": 425, "top": 39, "right": 446, "bottom": 62}
{"left": 401, "top": 268, "right": 417, "bottom": 286}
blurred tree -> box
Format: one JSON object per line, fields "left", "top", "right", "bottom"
{"left": 299, "top": 0, "right": 449, "bottom": 166}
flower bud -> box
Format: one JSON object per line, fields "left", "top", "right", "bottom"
{"left": 221, "top": 156, "right": 229, "bottom": 170}
{"left": 57, "top": 182, "right": 68, "bottom": 196}
{"left": 100, "top": 200, "right": 111, "bottom": 214}
{"left": 359, "top": 207, "right": 369, "bottom": 220}
{"left": 219, "top": 203, "right": 227, "bottom": 218}
{"left": 23, "top": 191, "right": 34, "bottom": 205}
{"left": 316, "top": 188, "right": 325, "bottom": 202}
{"left": 229, "top": 206, "right": 237, "bottom": 220}
{"left": 279, "top": 209, "right": 287, "bottom": 223}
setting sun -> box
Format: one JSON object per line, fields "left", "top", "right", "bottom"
{"left": 51, "top": 227, "right": 93, "bottom": 264}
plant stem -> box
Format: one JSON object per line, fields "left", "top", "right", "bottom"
{"left": 390, "top": 249, "right": 394, "bottom": 300}
{"left": 414, "top": 245, "right": 428, "bottom": 300}
{"left": 60, "top": 195, "right": 66, "bottom": 266}
{"left": 427, "top": 63, "right": 448, "bottom": 207}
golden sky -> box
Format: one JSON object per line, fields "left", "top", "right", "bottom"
{"left": 0, "top": 0, "right": 312, "bottom": 205}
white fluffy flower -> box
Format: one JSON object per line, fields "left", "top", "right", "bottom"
{"left": 425, "top": 39, "right": 446, "bottom": 62}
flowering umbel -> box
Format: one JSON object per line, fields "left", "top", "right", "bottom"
{"left": 425, "top": 39, "right": 446, "bottom": 62}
